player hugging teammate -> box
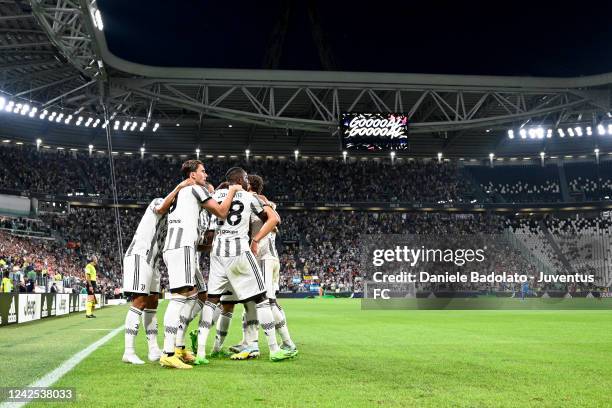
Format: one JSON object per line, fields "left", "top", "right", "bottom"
{"left": 121, "top": 160, "right": 297, "bottom": 368}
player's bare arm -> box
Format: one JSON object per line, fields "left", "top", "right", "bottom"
{"left": 154, "top": 178, "right": 196, "bottom": 215}
{"left": 251, "top": 205, "right": 279, "bottom": 256}
{"left": 203, "top": 184, "right": 243, "bottom": 218}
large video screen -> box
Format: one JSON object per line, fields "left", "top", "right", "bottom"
{"left": 340, "top": 113, "right": 409, "bottom": 151}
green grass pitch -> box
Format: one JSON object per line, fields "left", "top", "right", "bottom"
{"left": 2, "top": 299, "right": 612, "bottom": 407}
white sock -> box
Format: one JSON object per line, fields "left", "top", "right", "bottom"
{"left": 124, "top": 306, "right": 142, "bottom": 355}
{"left": 239, "top": 311, "right": 247, "bottom": 346}
{"left": 244, "top": 301, "right": 259, "bottom": 348}
{"left": 176, "top": 294, "right": 197, "bottom": 348}
{"left": 191, "top": 299, "right": 204, "bottom": 321}
{"left": 212, "top": 303, "right": 222, "bottom": 325}
{"left": 272, "top": 302, "right": 294, "bottom": 348}
{"left": 256, "top": 300, "right": 279, "bottom": 353}
{"left": 162, "top": 297, "right": 185, "bottom": 355}
{"left": 142, "top": 308, "right": 160, "bottom": 353}
{"left": 197, "top": 301, "right": 217, "bottom": 358}
{"left": 213, "top": 311, "right": 232, "bottom": 352}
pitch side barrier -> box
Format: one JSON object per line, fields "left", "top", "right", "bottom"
{"left": 277, "top": 292, "right": 316, "bottom": 299}
{"left": 296, "top": 291, "right": 605, "bottom": 299}
{"left": 0, "top": 293, "right": 105, "bottom": 327}
{"left": 2, "top": 188, "right": 611, "bottom": 213}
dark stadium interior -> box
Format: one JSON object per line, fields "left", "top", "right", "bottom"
{"left": 98, "top": 0, "right": 612, "bottom": 77}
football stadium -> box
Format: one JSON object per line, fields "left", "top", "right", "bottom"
{"left": 2, "top": 1, "right": 612, "bottom": 407}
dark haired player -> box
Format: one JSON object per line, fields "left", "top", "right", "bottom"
{"left": 159, "top": 160, "right": 241, "bottom": 369}
{"left": 175, "top": 181, "right": 223, "bottom": 360}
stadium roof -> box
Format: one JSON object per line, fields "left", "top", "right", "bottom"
{"left": 1, "top": 0, "right": 612, "bottom": 158}
{"left": 100, "top": 1, "right": 612, "bottom": 77}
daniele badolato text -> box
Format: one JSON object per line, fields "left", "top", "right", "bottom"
{"left": 370, "top": 246, "right": 594, "bottom": 284}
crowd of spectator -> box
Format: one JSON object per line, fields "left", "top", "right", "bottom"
{"left": 2, "top": 205, "right": 607, "bottom": 296}
{"left": 0, "top": 143, "right": 610, "bottom": 296}
{"left": 41, "top": 208, "right": 140, "bottom": 295}
{"left": 276, "top": 212, "right": 537, "bottom": 293}
{"left": 0, "top": 230, "right": 82, "bottom": 292}
{"left": 2, "top": 144, "right": 473, "bottom": 203}
{"left": 0, "top": 145, "right": 85, "bottom": 194}
{"left": 0, "top": 216, "right": 52, "bottom": 235}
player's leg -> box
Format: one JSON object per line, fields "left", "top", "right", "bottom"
{"left": 123, "top": 294, "right": 146, "bottom": 364}
{"left": 231, "top": 251, "right": 293, "bottom": 362}
{"left": 122, "top": 254, "right": 162, "bottom": 364}
{"left": 227, "top": 293, "right": 254, "bottom": 354}
{"left": 143, "top": 262, "right": 162, "bottom": 361}
{"left": 160, "top": 292, "right": 192, "bottom": 368}
{"left": 228, "top": 303, "right": 250, "bottom": 354}
{"left": 159, "top": 247, "right": 195, "bottom": 369}
{"left": 266, "top": 259, "right": 297, "bottom": 354}
{"left": 188, "top": 291, "right": 208, "bottom": 353}
{"left": 194, "top": 254, "right": 228, "bottom": 364}
{"left": 121, "top": 254, "right": 142, "bottom": 363}
{"left": 271, "top": 300, "right": 296, "bottom": 353}
{"left": 210, "top": 301, "right": 235, "bottom": 356}
{"left": 171, "top": 247, "right": 201, "bottom": 364}
{"left": 225, "top": 254, "right": 259, "bottom": 359}
{"left": 195, "top": 295, "right": 219, "bottom": 364}
{"left": 190, "top": 266, "right": 209, "bottom": 323}
{"left": 175, "top": 290, "right": 197, "bottom": 354}
{"left": 175, "top": 252, "right": 207, "bottom": 354}
{"left": 143, "top": 294, "right": 162, "bottom": 361}
{"left": 230, "top": 301, "right": 261, "bottom": 360}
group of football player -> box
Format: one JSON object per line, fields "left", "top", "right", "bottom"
{"left": 120, "top": 159, "right": 297, "bottom": 368}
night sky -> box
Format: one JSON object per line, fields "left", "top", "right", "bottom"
{"left": 97, "top": 0, "right": 612, "bottom": 77}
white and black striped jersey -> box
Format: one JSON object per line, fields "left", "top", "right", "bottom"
{"left": 197, "top": 208, "right": 212, "bottom": 246}
{"left": 163, "top": 185, "right": 212, "bottom": 251}
{"left": 124, "top": 198, "right": 164, "bottom": 265}
{"left": 250, "top": 199, "right": 278, "bottom": 260}
{"left": 211, "top": 188, "right": 266, "bottom": 257}
{"left": 152, "top": 211, "right": 168, "bottom": 272}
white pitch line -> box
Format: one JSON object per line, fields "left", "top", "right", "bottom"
{"left": 0, "top": 325, "right": 123, "bottom": 408}
{"left": 80, "top": 328, "right": 116, "bottom": 331}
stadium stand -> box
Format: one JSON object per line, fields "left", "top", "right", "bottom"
{"left": 0, "top": 143, "right": 609, "bottom": 296}
{"left": 0, "top": 145, "right": 86, "bottom": 195}
{"left": 465, "top": 164, "right": 562, "bottom": 203}
{"left": 565, "top": 161, "right": 612, "bottom": 201}
{"left": 2, "top": 145, "right": 472, "bottom": 203}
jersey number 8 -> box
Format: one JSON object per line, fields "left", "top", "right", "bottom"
{"left": 217, "top": 201, "right": 244, "bottom": 226}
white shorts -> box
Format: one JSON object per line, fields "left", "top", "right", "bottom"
{"left": 164, "top": 246, "right": 198, "bottom": 291}
{"left": 259, "top": 257, "right": 280, "bottom": 299}
{"left": 122, "top": 254, "right": 160, "bottom": 295}
{"left": 209, "top": 250, "right": 266, "bottom": 301}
